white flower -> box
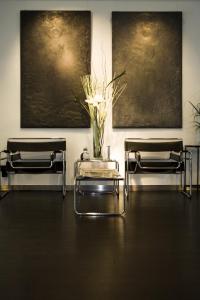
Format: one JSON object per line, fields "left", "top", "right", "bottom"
{"left": 85, "top": 94, "right": 106, "bottom": 107}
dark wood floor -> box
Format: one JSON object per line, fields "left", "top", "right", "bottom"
{"left": 0, "top": 190, "right": 200, "bottom": 300}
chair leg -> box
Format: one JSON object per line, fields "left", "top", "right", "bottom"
{"left": 7, "top": 171, "right": 12, "bottom": 192}
{"left": 182, "top": 151, "right": 192, "bottom": 198}
{"left": 62, "top": 172, "right": 66, "bottom": 198}
{"left": 0, "top": 169, "right": 9, "bottom": 200}
{"left": 62, "top": 151, "right": 66, "bottom": 198}
{"left": 189, "top": 152, "right": 192, "bottom": 197}
{"left": 126, "top": 171, "right": 130, "bottom": 199}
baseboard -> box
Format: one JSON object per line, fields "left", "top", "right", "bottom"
{"left": 10, "top": 185, "right": 70, "bottom": 191}
{"left": 130, "top": 185, "right": 180, "bottom": 191}
{"left": 8, "top": 184, "right": 183, "bottom": 192}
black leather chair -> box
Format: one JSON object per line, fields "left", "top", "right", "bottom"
{"left": 5, "top": 138, "right": 66, "bottom": 197}
{"left": 125, "top": 138, "right": 192, "bottom": 198}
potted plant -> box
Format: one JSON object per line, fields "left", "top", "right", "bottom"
{"left": 189, "top": 101, "right": 200, "bottom": 129}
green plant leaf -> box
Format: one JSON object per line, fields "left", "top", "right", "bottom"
{"left": 189, "top": 101, "right": 200, "bottom": 114}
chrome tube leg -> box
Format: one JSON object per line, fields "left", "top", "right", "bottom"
{"left": 0, "top": 166, "right": 3, "bottom": 198}
{"left": 125, "top": 152, "right": 130, "bottom": 198}
{"left": 62, "top": 151, "right": 66, "bottom": 198}
{"left": 74, "top": 178, "right": 79, "bottom": 215}
{"left": 197, "top": 147, "right": 199, "bottom": 189}
{"left": 182, "top": 151, "right": 192, "bottom": 198}
{"left": 184, "top": 149, "right": 187, "bottom": 191}
{"left": 189, "top": 152, "right": 192, "bottom": 197}
{"left": 125, "top": 171, "right": 129, "bottom": 199}
{"left": 124, "top": 169, "right": 127, "bottom": 194}
{"left": 0, "top": 153, "right": 1, "bottom": 190}
{"left": 122, "top": 179, "right": 126, "bottom": 214}
{"left": 114, "top": 179, "right": 119, "bottom": 196}
{"left": 7, "top": 172, "right": 11, "bottom": 191}
{"left": 0, "top": 167, "right": 9, "bottom": 200}
{"left": 180, "top": 171, "right": 183, "bottom": 191}
{"left": 180, "top": 171, "right": 185, "bottom": 194}
{"left": 124, "top": 153, "right": 127, "bottom": 196}
{"left": 127, "top": 171, "right": 129, "bottom": 197}
{"left": 124, "top": 163, "right": 128, "bottom": 198}
{"left": 78, "top": 180, "right": 80, "bottom": 193}
{"left": 117, "top": 179, "right": 120, "bottom": 195}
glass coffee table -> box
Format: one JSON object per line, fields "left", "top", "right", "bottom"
{"left": 74, "top": 159, "right": 125, "bottom": 216}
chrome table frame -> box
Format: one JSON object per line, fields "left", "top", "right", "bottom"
{"left": 74, "top": 159, "right": 125, "bottom": 216}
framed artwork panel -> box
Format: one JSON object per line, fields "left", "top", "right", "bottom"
{"left": 21, "top": 10, "right": 91, "bottom": 128}
{"left": 112, "top": 12, "right": 182, "bottom": 128}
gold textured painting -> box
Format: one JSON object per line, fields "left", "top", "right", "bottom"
{"left": 21, "top": 11, "right": 91, "bottom": 128}
{"left": 112, "top": 12, "right": 182, "bottom": 128}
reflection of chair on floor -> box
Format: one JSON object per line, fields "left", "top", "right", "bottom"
{"left": 125, "top": 138, "right": 192, "bottom": 198}
{"left": 5, "top": 138, "right": 66, "bottom": 197}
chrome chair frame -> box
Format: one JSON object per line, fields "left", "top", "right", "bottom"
{"left": 125, "top": 138, "right": 192, "bottom": 198}
{"left": 5, "top": 138, "right": 66, "bottom": 197}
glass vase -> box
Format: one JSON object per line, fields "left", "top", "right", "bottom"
{"left": 92, "top": 118, "right": 104, "bottom": 159}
